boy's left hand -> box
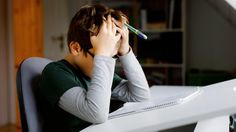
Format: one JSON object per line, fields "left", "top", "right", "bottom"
{"left": 112, "top": 18, "right": 130, "bottom": 56}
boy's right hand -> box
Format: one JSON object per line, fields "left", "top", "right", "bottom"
{"left": 90, "top": 15, "right": 121, "bottom": 57}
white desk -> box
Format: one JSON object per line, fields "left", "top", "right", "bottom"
{"left": 82, "top": 79, "right": 236, "bottom": 132}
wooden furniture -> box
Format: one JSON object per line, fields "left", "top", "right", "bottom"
{"left": 13, "top": 0, "right": 44, "bottom": 68}
{"left": 12, "top": 0, "right": 44, "bottom": 131}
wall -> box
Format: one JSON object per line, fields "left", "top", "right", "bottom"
{"left": 43, "top": 0, "right": 88, "bottom": 61}
{"left": 7, "top": 0, "right": 16, "bottom": 124}
{"left": 43, "top": 0, "right": 70, "bottom": 61}
{"left": 67, "top": 0, "right": 89, "bottom": 19}
{"left": 186, "top": 0, "right": 236, "bottom": 71}
{"left": 0, "top": 0, "right": 10, "bottom": 126}
{"left": 207, "top": 0, "right": 236, "bottom": 28}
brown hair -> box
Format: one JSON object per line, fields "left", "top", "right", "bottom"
{"left": 67, "top": 4, "right": 127, "bottom": 55}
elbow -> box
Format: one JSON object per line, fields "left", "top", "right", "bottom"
{"left": 137, "top": 93, "right": 151, "bottom": 102}
{"left": 143, "top": 93, "right": 151, "bottom": 101}
{"left": 94, "top": 115, "right": 108, "bottom": 124}
{"left": 145, "top": 90, "right": 151, "bottom": 100}
{"left": 134, "top": 88, "right": 151, "bottom": 102}
{"left": 145, "top": 86, "right": 151, "bottom": 100}
{"left": 90, "top": 111, "right": 108, "bottom": 124}
{"left": 87, "top": 106, "right": 109, "bottom": 124}
{"left": 84, "top": 99, "right": 110, "bottom": 124}
{"left": 144, "top": 87, "right": 151, "bottom": 101}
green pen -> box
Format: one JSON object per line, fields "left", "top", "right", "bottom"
{"left": 124, "top": 23, "right": 148, "bottom": 40}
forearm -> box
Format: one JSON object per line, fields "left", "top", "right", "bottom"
{"left": 113, "top": 50, "right": 150, "bottom": 102}
{"left": 59, "top": 56, "right": 115, "bottom": 123}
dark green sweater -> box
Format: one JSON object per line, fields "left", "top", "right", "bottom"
{"left": 38, "top": 59, "right": 122, "bottom": 132}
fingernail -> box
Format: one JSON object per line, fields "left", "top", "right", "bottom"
{"left": 102, "top": 17, "right": 106, "bottom": 21}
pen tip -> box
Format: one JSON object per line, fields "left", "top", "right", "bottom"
{"left": 143, "top": 35, "right": 148, "bottom": 40}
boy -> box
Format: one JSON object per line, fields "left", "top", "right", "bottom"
{"left": 39, "top": 4, "right": 150, "bottom": 132}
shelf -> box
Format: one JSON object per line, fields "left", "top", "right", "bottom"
{"left": 92, "top": 1, "right": 133, "bottom": 8}
{"left": 91, "top": 0, "right": 186, "bottom": 85}
{"left": 116, "top": 63, "right": 183, "bottom": 68}
{"left": 141, "top": 28, "right": 183, "bottom": 33}
{"left": 141, "top": 63, "right": 183, "bottom": 68}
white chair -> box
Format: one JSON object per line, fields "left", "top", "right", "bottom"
{"left": 16, "top": 57, "right": 52, "bottom": 132}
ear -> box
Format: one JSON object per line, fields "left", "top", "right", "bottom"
{"left": 69, "top": 41, "right": 81, "bottom": 55}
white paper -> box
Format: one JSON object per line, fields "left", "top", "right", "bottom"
{"left": 109, "top": 87, "right": 201, "bottom": 119}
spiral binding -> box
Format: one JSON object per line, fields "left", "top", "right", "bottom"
{"left": 109, "top": 100, "right": 179, "bottom": 119}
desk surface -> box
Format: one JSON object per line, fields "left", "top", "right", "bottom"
{"left": 82, "top": 79, "right": 236, "bottom": 132}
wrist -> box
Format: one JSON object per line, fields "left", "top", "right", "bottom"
{"left": 118, "top": 46, "right": 130, "bottom": 56}
{"left": 94, "top": 48, "right": 115, "bottom": 57}
{"left": 94, "top": 51, "right": 111, "bottom": 57}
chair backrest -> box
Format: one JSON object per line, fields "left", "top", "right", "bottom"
{"left": 16, "top": 57, "right": 52, "bottom": 132}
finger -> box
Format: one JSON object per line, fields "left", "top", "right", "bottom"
{"left": 121, "top": 16, "right": 128, "bottom": 24}
{"left": 99, "top": 19, "right": 107, "bottom": 33}
{"left": 116, "top": 26, "right": 125, "bottom": 37}
{"left": 123, "top": 23, "right": 128, "bottom": 30}
{"left": 112, "top": 22, "right": 117, "bottom": 35}
{"left": 112, "top": 18, "right": 122, "bottom": 28}
{"left": 107, "top": 14, "right": 112, "bottom": 31}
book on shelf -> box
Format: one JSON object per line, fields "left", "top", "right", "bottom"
{"left": 140, "top": 9, "right": 168, "bottom": 30}
{"left": 139, "top": 0, "right": 182, "bottom": 30}
{"left": 167, "top": 0, "right": 182, "bottom": 29}
{"left": 140, "top": 9, "right": 147, "bottom": 30}
{"left": 137, "top": 32, "right": 183, "bottom": 64}
{"left": 168, "top": 0, "right": 175, "bottom": 29}
{"left": 146, "top": 71, "right": 167, "bottom": 85}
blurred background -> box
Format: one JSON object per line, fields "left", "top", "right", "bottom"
{"left": 1, "top": 0, "right": 236, "bottom": 131}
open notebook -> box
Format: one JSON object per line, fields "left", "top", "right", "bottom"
{"left": 109, "top": 86, "right": 201, "bottom": 119}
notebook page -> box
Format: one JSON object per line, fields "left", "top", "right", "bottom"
{"left": 109, "top": 87, "right": 201, "bottom": 119}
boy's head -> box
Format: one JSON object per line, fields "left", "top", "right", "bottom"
{"left": 67, "top": 4, "right": 127, "bottom": 56}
